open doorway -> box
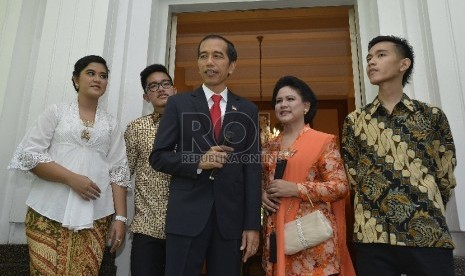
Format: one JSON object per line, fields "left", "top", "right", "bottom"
{"left": 170, "top": 6, "right": 360, "bottom": 275}
{"left": 172, "top": 6, "right": 360, "bottom": 141}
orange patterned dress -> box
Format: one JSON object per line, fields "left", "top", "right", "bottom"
{"left": 261, "top": 125, "right": 354, "bottom": 276}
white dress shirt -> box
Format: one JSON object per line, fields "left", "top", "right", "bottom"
{"left": 202, "top": 84, "right": 228, "bottom": 123}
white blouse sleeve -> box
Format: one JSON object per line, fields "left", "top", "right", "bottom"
{"left": 8, "top": 104, "right": 59, "bottom": 171}
{"left": 107, "top": 119, "right": 131, "bottom": 188}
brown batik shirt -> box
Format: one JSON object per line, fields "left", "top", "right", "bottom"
{"left": 341, "top": 94, "right": 456, "bottom": 248}
{"left": 124, "top": 113, "right": 171, "bottom": 239}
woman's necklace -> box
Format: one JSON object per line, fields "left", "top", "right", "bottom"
{"left": 81, "top": 119, "right": 94, "bottom": 140}
{"left": 278, "top": 133, "right": 298, "bottom": 160}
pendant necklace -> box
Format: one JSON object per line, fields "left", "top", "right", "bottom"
{"left": 81, "top": 119, "right": 94, "bottom": 140}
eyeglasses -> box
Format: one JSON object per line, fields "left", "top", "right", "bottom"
{"left": 146, "top": 80, "right": 172, "bottom": 92}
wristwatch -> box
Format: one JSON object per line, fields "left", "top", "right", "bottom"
{"left": 114, "top": 215, "right": 128, "bottom": 225}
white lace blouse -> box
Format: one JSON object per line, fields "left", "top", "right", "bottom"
{"left": 9, "top": 100, "right": 130, "bottom": 230}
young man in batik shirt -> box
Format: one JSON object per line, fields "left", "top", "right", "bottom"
{"left": 124, "top": 64, "right": 176, "bottom": 276}
{"left": 342, "top": 35, "right": 456, "bottom": 276}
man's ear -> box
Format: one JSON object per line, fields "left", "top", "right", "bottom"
{"left": 400, "top": 58, "right": 411, "bottom": 73}
{"left": 143, "top": 93, "right": 149, "bottom": 102}
{"left": 228, "top": 61, "right": 237, "bottom": 76}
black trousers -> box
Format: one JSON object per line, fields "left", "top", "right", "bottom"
{"left": 131, "top": 233, "right": 166, "bottom": 276}
{"left": 164, "top": 208, "right": 242, "bottom": 276}
{"left": 355, "top": 243, "right": 454, "bottom": 276}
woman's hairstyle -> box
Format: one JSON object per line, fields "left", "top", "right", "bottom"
{"left": 271, "top": 75, "right": 318, "bottom": 124}
{"left": 72, "top": 55, "right": 109, "bottom": 92}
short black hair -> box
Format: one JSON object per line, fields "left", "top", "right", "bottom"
{"left": 72, "top": 55, "right": 109, "bottom": 92}
{"left": 368, "top": 35, "right": 415, "bottom": 87}
{"left": 140, "top": 64, "right": 173, "bottom": 93}
{"left": 271, "top": 76, "right": 318, "bottom": 124}
{"left": 197, "top": 34, "right": 237, "bottom": 63}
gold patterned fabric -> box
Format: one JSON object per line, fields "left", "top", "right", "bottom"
{"left": 124, "top": 113, "right": 171, "bottom": 239}
{"left": 25, "top": 208, "right": 111, "bottom": 275}
{"left": 341, "top": 94, "right": 456, "bottom": 248}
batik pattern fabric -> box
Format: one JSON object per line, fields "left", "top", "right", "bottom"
{"left": 262, "top": 125, "right": 350, "bottom": 276}
{"left": 25, "top": 208, "right": 112, "bottom": 275}
{"left": 341, "top": 93, "right": 456, "bottom": 248}
{"left": 124, "top": 113, "right": 171, "bottom": 239}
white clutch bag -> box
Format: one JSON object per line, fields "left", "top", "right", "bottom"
{"left": 284, "top": 197, "right": 333, "bottom": 255}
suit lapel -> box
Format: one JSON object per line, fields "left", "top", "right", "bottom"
{"left": 191, "top": 88, "right": 215, "bottom": 142}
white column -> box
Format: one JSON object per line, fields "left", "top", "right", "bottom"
{"left": 355, "top": 0, "right": 379, "bottom": 104}
{"left": 105, "top": 0, "right": 154, "bottom": 126}
{"left": 0, "top": 0, "right": 22, "bottom": 117}
{"left": 106, "top": 0, "right": 155, "bottom": 274}
{"left": 0, "top": 0, "right": 49, "bottom": 243}
{"left": 0, "top": 0, "right": 26, "bottom": 244}
{"left": 426, "top": 0, "right": 465, "bottom": 236}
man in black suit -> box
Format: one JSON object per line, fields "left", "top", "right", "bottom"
{"left": 150, "top": 34, "right": 262, "bottom": 276}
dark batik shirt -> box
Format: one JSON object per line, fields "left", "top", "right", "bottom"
{"left": 341, "top": 93, "right": 456, "bottom": 248}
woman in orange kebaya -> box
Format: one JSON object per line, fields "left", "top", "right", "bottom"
{"left": 261, "top": 76, "right": 355, "bottom": 276}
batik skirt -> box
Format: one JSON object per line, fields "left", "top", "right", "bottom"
{"left": 25, "top": 207, "right": 112, "bottom": 275}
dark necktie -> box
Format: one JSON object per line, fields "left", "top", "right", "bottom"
{"left": 210, "top": 94, "right": 222, "bottom": 141}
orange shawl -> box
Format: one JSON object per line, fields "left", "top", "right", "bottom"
{"left": 273, "top": 128, "right": 355, "bottom": 276}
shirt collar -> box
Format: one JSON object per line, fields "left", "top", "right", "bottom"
{"left": 151, "top": 111, "right": 162, "bottom": 121}
{"left": 202, "top": 84, "right": 228, "bottom": 103}
{"left": 368, "top": 93, "right": 416, "bottom": 115}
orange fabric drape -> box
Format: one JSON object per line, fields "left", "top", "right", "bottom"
{"left": 273, "top": 128, "right": 355, "bottom": 276}
{"left": 332, "top": 197, "right": 356, "bottom": 276}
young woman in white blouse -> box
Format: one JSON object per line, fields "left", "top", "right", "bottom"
{"left": 9, "top": 55, "right": 130, "bottom": 275}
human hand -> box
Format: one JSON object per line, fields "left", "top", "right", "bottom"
{"left": 267, "top": 179, "right": 299, "bottom": 198}
{"left": 198, "top": 145, "right": 233, "bottom": 170}
{"left": 240, "top": 230, "right": 260, "bottom": 263}
{"left": 262, "top": 190, "right": 280, "bottom": 213}
{"left": 67, "top": 173, "right": 101, "bottom": 200}
{"left": 108, "top": 220, "right": 126, "bottom": 253}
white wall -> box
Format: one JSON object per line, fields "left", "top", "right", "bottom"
{"left": 1, "top": 0, "right": 464, "bottom": 275}
{"left": 0, "top": 0, "right": 29, "bottom": 244}
{"left": 428, "top": 0, "right": 465, "bottom": 254}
